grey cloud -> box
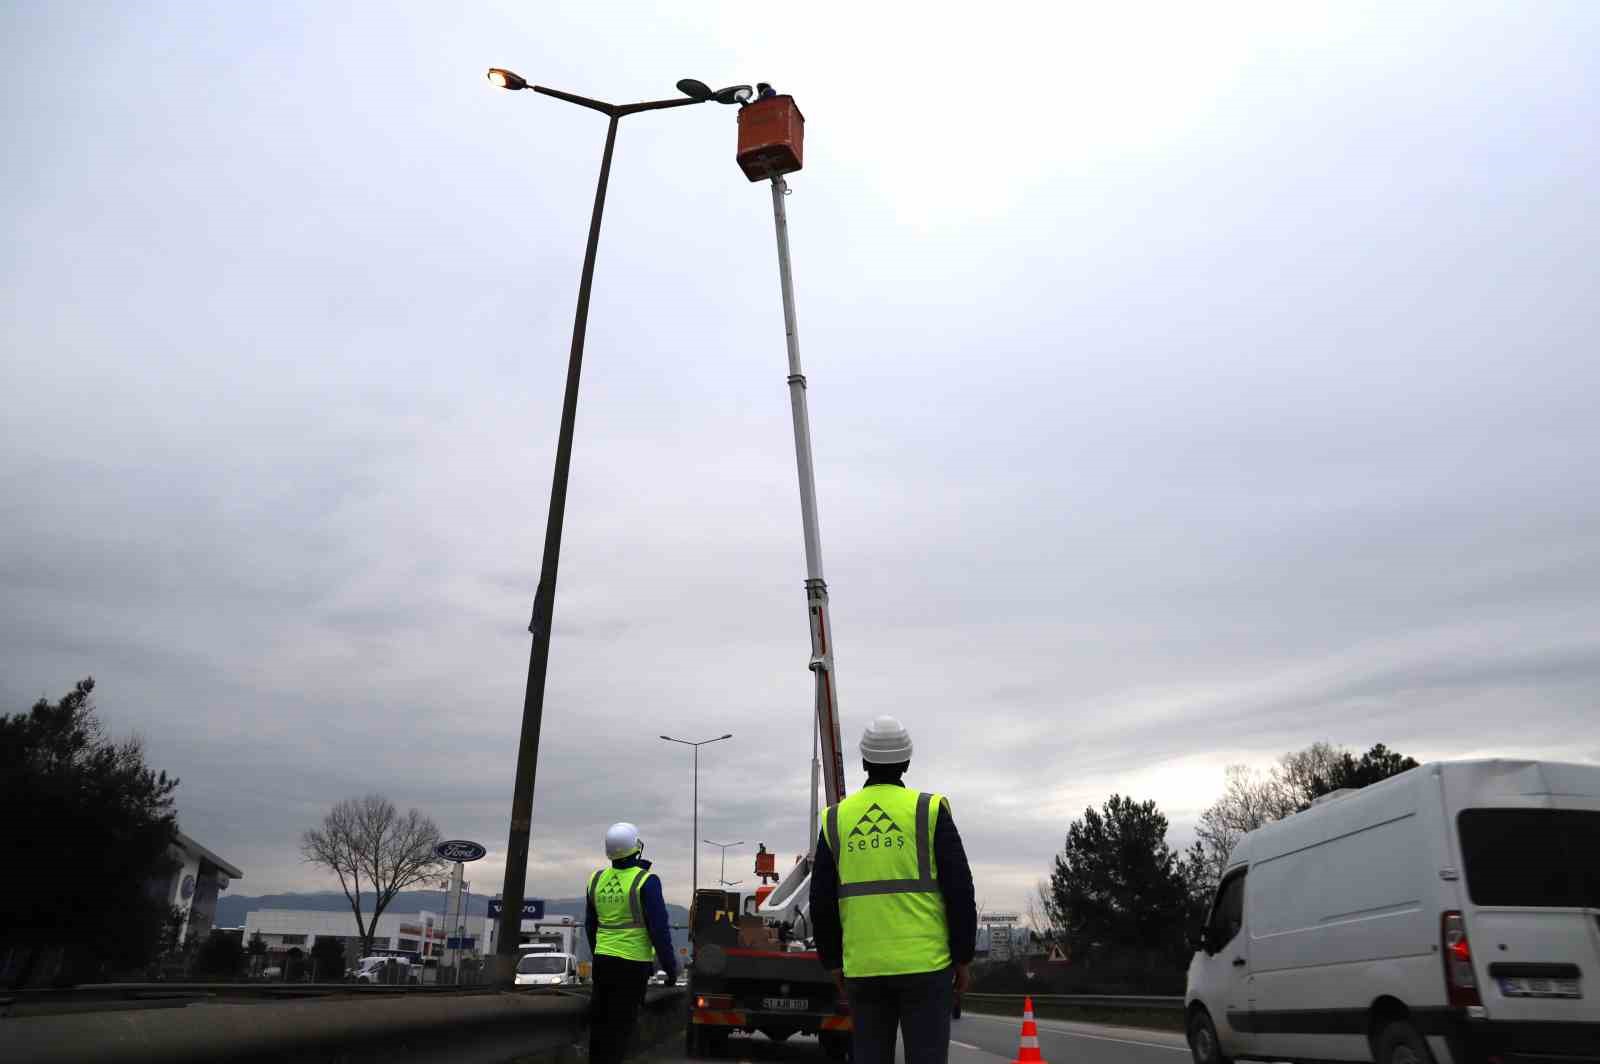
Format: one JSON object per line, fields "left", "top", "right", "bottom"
{"left": 4, "top": 3, "right": 1600, "bottom": 914}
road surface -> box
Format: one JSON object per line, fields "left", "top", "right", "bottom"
{"left": 649, "top": 1014, "right": 1190, "bottom": 1064}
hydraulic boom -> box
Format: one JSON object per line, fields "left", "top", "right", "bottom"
{"left": 770, "top": 174, "right": 847, "bottom": 824}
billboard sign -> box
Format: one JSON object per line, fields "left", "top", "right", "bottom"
{"left": 487, "top": 898, "right": 546, "bottom": 920}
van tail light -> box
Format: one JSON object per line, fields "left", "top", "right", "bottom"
{"left": 1442, "top": 911, "right": 1482, "bottom": 1007}
{"left": 696, "top": 994, "right": 734, "bottom": 1010}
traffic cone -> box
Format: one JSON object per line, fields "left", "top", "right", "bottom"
{"left": 1011, "top": 996, "right": 1049, "bottom": 1064}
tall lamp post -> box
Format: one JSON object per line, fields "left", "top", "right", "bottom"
{"left": 484, "top": 69, "right": 750, "bottom": 986}
{"left": 704, "top": 839, "right": 744, "bottom": 888}
{"left": 659, "top": 733, "right": 733, "bottom": 898}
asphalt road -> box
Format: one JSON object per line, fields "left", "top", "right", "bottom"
{"left": 650, "top": 1014, "right": 1190, "bottom": 1064}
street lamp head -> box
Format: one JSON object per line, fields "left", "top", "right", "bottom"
{"left": 719, "top": 733, "right": 733, "bottom": 741}
{"left": 713, "top": 84, "right": 754, "bottom": 105}
{"left": 487, "top": 68, "right": 529, "bottom": 91}
{"left": 676, "top": 78, "right": 713, "bottom": 101}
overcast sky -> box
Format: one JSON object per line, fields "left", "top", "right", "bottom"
{"left": 4, "top": 2, "right": 1598, "bottom": 915}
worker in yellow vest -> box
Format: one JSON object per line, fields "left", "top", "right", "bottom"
{"left": 584, "top": 822, "right": 678, "bottom": 1064}
{"left": 810, "top": 715, "right": 977, "bottom": 1064}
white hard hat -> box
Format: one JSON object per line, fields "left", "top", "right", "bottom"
{"left": 859, "top": 715, "right": 913, "bottom": 765}
{"left": 605, "top": 822, "right": 642, "bottom": 859}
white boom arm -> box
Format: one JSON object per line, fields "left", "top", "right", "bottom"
{"left": 768, "top": 174, "right": 848, "bottom": 824}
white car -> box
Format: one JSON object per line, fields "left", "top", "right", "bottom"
{"left": 515, "top": 951, "right": 579, "bottom": 987}
{"left": 1185, "top": 760, "right": 1600, "bottom": 1064}
{"left": 350, "top": 956, "right": 420, "bottom": 985}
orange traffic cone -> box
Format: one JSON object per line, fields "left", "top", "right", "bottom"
{"left": 1011, "top": 996, "right": 1049, "bottom": 1064}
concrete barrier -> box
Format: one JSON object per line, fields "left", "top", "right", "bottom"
{"left": 0, "top": 986, "right": 686, "bottom": 1064}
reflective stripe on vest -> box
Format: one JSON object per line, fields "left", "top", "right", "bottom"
{"left": 822, "top": 785, "right": 952, "bottom": 978}
{"left": 588, "top": 865, "right": 656, "bottom": 962}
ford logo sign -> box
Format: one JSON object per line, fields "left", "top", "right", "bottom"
{"left": 434, "top": 839, "right": 487, "bottom": 863}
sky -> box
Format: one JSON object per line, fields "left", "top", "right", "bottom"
{"left": 3, "top": 2, "right": 1598, "bottom": 916}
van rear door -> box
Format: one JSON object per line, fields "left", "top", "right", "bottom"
{"left": 1456, "top": 807, "right": 1600, "bottom": 1024}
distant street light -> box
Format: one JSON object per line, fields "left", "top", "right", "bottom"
{"left": 704, "top": 839, "right": 744, "bottom": 888}
{"left": 485, "top": 69, "right": 744, "bottom": 988}
{"left": 660, "top": 734, "right": 733, "bottom": 898}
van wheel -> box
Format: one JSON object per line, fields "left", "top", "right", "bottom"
{"left": 1187, "top": 1008, "right": 1232, "bottom": 1064}
{"left": 1376, "top": 1021, "right": 1435, "bottom": 1064}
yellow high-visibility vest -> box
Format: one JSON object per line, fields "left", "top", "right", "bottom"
{"left": 588, "top": 865, "right": 656, "bottom": 963}
{"left": 822, "top": 784, "right": 951, "bottom": 977}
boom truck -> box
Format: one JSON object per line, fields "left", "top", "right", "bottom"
{"left": 683, "top": 91, "right": 853, "bottom": 1058}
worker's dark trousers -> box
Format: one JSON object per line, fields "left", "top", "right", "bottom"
{"left": 588, "top": 954, "right": 654, "bottom": 1064}
{"left": 847, "top": 966, "right": 954, "bottom": 1064}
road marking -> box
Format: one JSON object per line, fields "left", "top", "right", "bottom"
{"left": 962, "top": 1014, "right": 1189, "bottom": 1053}
{"left": 952, "top": 1040, "right": 985, "bottom": 1050}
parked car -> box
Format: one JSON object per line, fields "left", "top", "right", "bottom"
{"left": 514, "top": 951, "right": 579, "bottom": 987}
{"left": 1185, "top": 760, "right": 1600, "bottom": 1064}
{"left": 349, "top": 956, "right": 420, "bottom": 985}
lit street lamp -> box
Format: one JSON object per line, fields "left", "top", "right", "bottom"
{"left": 486, "top": 69, "right": 748, "bottom": 987}
{"left": 660, "top": 733, "right": 733, "bottom": 898}
{"left": 704, "top": 839, "right": 744, "bottom": 888}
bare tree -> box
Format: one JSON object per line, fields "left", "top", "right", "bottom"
{"left": 300, "top": 795, "right": 446, "bottom": 957}
{"left": 1191, "top": 764, "right": 1298, "bottom": 895}
{"left": 1277, "top": 741, "right": 1346, "bottom": 809}
{"left": 1026, "top": 881, "right": 1060, "bottom": 944}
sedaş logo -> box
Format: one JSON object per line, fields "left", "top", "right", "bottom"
{"left": 845, "top": 803, "right": 906, "bottom": 852}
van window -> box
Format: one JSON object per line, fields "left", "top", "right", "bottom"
{"left": 1207, "top": 871, "right": 1246, "bottom": 950}
{"left": 1457, "top": 809, "right": 1600, "bottom": 908}
{"left": 517, "top": 954, "right": 569, "bottom": 975}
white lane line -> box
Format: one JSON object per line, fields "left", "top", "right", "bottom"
{"left": 961, "top": 1014, "right": 1189, "bottom": 1053}
{"left": 952, "top": 1040, "right": 985, "bottom": 1050}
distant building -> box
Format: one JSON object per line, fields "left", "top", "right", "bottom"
{"left": 243, "top": 908, "right": 454, "bottom": 963}
{"left": 150, "top": 832, "right": 243, "bottom": 945}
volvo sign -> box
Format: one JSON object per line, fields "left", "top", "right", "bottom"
{"left": 435, "top": 839, "right": 487, "bottom": 863}
{"left": 487, "top": 898, "right": 545, "bottom": 920}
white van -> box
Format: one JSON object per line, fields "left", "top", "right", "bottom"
{"left": 350, "top": 955, "right": 420, "bottom": 985}
{"left": 1186, "top": 760, "right": 1599, "bottom": 1064}
{"left": 514, "top": 951, "right": 579, "bottom": 987}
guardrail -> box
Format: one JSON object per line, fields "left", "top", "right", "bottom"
{"left": 963, "top": 992, "right": 1184, "bottom": 1011}
{"left": 960, "top": 991, "right": 1187, "bottom": 1032}
{"left": 0, "top": 983, "right": 684, "bottom": 1064}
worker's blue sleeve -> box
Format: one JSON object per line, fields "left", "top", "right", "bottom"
{"left": 584, "top": 890, "right": 598, "bottom": 956}
{"left": 640, "top": 873, "right": 678, "bottom": 977}
{"left": 934, "top": 800, "right": 977, "bottom": 966}
{"left": 809, "top": 830, "right": 843, "bottom": 971}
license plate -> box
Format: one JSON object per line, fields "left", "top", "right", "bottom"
{"left": 762, "top": 997, "right": 808, "bottom": 1011}
{"left": 1499, "top": 976, "right": 1581, "bottom": 999}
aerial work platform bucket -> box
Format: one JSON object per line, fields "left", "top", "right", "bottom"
{"left": 737, "top": 95, "right": 805, "bottom": 181}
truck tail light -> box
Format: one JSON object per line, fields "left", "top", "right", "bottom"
{"left": 696, "top": 994, "right": 734, "bottom": 1010}
{"left": 1442, "top": 911, "right": 1482, "bottom": 1007}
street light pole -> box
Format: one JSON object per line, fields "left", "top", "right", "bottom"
{"left": 484, "top": 70, "right": 737, "bottom": 987}
{"left": 660, "top": 734, "right": 733, "bottom": 899}
{"left": 704, "top": 839, "right": 744, "bottom": 887}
